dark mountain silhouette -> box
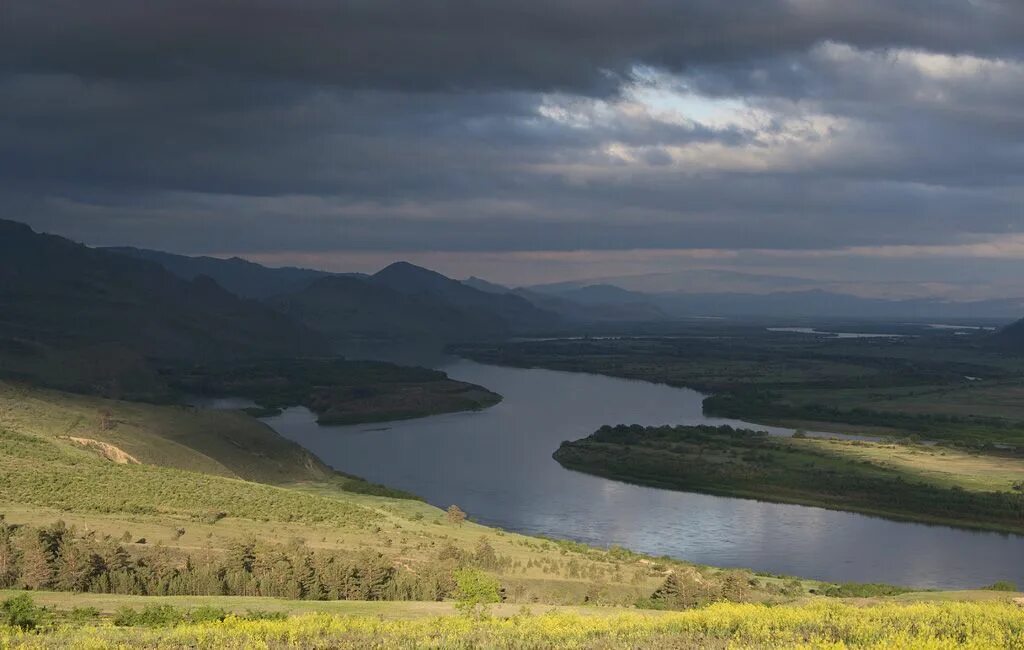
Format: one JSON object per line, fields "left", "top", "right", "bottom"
{"left": 104, "top": 247, "right": 334, "bottom": 299}
{"left": 372, "top": 262, "right": 558, "bottom": 332}
{"left": 0, "top": 219, "right": 325, "bottom": 368}
{"left": 104, "top": 251, "right": 561, "bottom": 345}
{"left": 269, "top": 274, "right": 506, "bottom": 346}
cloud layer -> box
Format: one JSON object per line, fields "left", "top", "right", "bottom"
{"left": 3, "top": 1, "right": 1024, "bottom": 291}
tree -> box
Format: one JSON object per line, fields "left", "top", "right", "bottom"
{"left": 472, "top": 537, "right": 498, "bottom": 570}
{"left": 649, "top": 569, "right": 715, "bottom": 609}
{"left": 16, "top": 533, "right": 53, "bottom": 590}
{"left": 446, "top": 504, "right": 467, "bottom": 526}
{"left": 54, "top": 537, "right": 100, "bottom": 592}
{"left": 453, "top": 568, "right": 500, "bottom": 618}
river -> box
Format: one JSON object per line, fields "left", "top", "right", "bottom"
{"left": 264, "top": 359, "right": 1024, "bottom": 589}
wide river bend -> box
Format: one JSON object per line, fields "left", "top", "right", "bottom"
{"left": 266, "top": 359, "right": 1024, "bottom": 589}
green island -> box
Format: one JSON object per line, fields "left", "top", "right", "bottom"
{"left": 164, "top": 358, "right": 502, "bottom": 424}
{"left": 554, "top": 424, "right": 1024, "bottom": 533}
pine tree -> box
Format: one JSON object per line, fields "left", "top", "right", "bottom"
{"left": 16, "top": 533, "right": 53, "bottom": 590}
{"left": 473, "top": 537, "right": 498, "bottom": 570}
{"left": 651, "top": 571, "right": 684, "bottom": 602}
{"left": 298, "top": 553, "right": 325, "bottom": 600}
{"left": 54, "top": 537, "right": 97, "bottom": 592}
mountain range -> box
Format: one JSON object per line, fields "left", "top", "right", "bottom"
{"left": 4, "top": 217, "right": 1024, "bottom": 396}
{"left": 106, "top": 249, "right": 561, "bottom": 344}
{"left": 0, "top": 221, "right": 568, "bottom": 369}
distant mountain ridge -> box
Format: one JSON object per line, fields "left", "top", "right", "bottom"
{"left": 530, "top": 277, "right": 1024, "bottom": 321}
{"left": 103, "top": 247, "right": 335, "bottom": 299}
{"left": 531, "top": 268, "right": 1024, "bottom": 305}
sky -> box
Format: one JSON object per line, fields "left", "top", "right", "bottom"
{"left": 3, "top": 1, "right": 1024, "bottom": 297}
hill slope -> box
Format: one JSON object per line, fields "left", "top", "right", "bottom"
{"left": 271, "top": 275, "right": 504, "bottom": 346}
{"left": 0, "top": 220, "right": 324, "bottom": 368}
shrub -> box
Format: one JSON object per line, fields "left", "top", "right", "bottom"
{"left": 982, "top": 580, "right": 1018, "bottom": 592}
{"left": 186, "top": 606, "right": 228, "bottom": 623}
{"left": 1, "top": 594, "right": 44, "bottom": 631}
{"left": 821, "top": 582, "right": 911, "bottom": 597}
{"left": 114, "top": 605, "right": 183, "bottom": 627}
{"left": 453, "top": 568, "right": 500, "bottom": 618}
{"left": 243, "top": 609, "right": 288, "bottom": 621}
{"left": 67, "top": 606, "right": 101, "bottom": 624}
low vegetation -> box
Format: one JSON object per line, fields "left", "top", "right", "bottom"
{"left": 3, "top": 597, "right": 1023, "bottom": 649}
{"left": 554, "top": 424, "right": 1024, "bottom": 532}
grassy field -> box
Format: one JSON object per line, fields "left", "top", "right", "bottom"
{"left": 554, "top": 425, "right": 1024, "bottom": 533}
{"left": 4, "top": 598, "right": 1023, "bottom": 648}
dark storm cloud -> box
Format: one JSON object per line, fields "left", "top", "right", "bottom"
{"left": 4, "top": 1, "right": 1022, "bottom": 94}
{"left": 2, "top": 0, "right": 1024, "bottom": 270}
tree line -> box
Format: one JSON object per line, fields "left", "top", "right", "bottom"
{"left": 0, "top": 517, "right": 506, "bottom": 602}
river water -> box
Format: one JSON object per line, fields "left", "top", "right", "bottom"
{"left": 265, "top": 359, "right": 1023, "bottom": 589}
